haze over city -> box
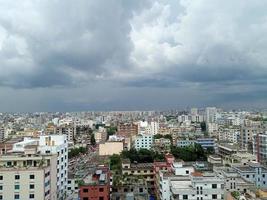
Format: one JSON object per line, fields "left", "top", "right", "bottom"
{"left": 0, "top": 0, "right": 267, "bottom": 112}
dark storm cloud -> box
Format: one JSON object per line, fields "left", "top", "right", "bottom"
{"left": 0, "top": 0, "right": 267, "bottom": 111}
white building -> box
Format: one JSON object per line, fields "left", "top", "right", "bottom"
{"left": 205, "top": 107, "right": 217, "bottom": 123}
{"left": 150, "top": 121, "right": 159, "bottom": 135}
{"left": 170, "top": 172, "right": 225, "bottom": 200}
{"left": 12, "top": 135, "right": 68, "bottom": 200}
{"left": 134, "top": 134, "right": 153, "bottom": 150}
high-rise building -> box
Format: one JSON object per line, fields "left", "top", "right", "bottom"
{"left": 0, "top": 140, "right": 60, "bottom": 199}
{"left": 253, "top": 132, "right": 267, "bottom": 165}
{"left": 10, "top": 135, "right": 68, "bottom": 200}
{"left": 205, "top": 107, "right": 217, "bottom": 123}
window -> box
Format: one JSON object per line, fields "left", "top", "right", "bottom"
{"left": 30, "top": 175, "right": 35, "bottom": 179}
{"left": 183, "top": 195, "right": 188, "bottom": 199}
{"left": 246, "top": 174, "right": 249, "bottom": 178}
{"left": 212, "top": 184, "right": 217, "bottom": 189}
{"left": 30, "top": 184, "right": 34, "bottom": 189}
{"left": 29, "top": 194, "right": 34, "bottom": 199}
{"left": 83, "top": 188, "right": 88, "bottom": 193}
{"left": 15, "top": 185, "right": 20, "bottom": 190}
{"left": 0, "top": 185, "right": 2, "bottom": 190}
{"left": 83, "top": 198, "right": 88, "bottom": 200}
{"left": 186, "top": 170, "right": 189, "bottom": 174}
{"left": 99, "top": 188, "right": 104, "bottom": 192}
{"left": 263, "top": 174, "right": 266, "bottom": 178}
{"left": 212, "top": 194, "right": 217, "bottom": 199}
{"left": 99, "top": 197, "right": 104, "bottom": 200}
{"left": 15, "top": 175, "right": 20, "bottom": 180}
{"left": 0, "top": 195, "right": 2, "bottom": 200}
{"left": 0, "top": 176, "right": 2, "bottom": 180}
{"left": 14, "top": 194, "right": 20, "bottom": 199}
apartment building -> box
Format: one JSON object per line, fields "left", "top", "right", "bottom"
{"left": 55, "top": 124, "right": 76, "bottom": 143}
{"left": 170, "top": 172, "right": 224, "bottom": 200}
{"left": 0, "top": 145, "right": 57, "bottom": 200}
{"left": 134, "top": 134, "right": 153, "bottom": 150}
{"left": 234, "top": 161, "right": 267, "bottom": 189}
{"left": 117, "top": 123, "right": 138, "bottom": 137}
{"left": 253, "top": 132, "right": 267, "bottom": 165}
{"left": 241, "top": 121, "right": 262, "bottom": 152}
{"left": 122, "top": 159, "right": 154, "bottom": 193}
{"left": 79, "top": 166, "right": 110, "bottom": 200}
{"left": 11, "top": 135, "right": 68, "bottom": 199}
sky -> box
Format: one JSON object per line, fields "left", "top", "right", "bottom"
{"left": 0, "top": 0, "right": 267, "bottom": 112}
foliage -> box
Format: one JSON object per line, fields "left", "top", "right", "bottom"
{"left": 231, "top": 191, "right": 240, "bottom": 199}
{"left": 109, "top": 154, "right": 122, "bottom": 171}
{"left": 121, "top": 148, "right": 164, "bottom": 163}
{"left": 154, "top": 134, "right": 172, "bottom": 142}
{"left": 170, "top": 144, "right": 207, "bottom": 161}
{"left": 68, "top": 147, "right": 87, "bottom": 159}
{"left": 90, "top": 134, "right": 96, "bottom": 145}
{"left": 106, "top": 126, "right": 117, "bottom": 136}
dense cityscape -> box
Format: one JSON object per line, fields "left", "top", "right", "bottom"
{"left": 0, "top": 108, "right": 267, "bottom": 199}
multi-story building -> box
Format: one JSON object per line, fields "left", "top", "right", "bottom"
{"left": 79, "top": 166, "right": 110, "bottom": 200}
{"left": 0, "top": 144, "right": 58, "bottom": 199}
{"left": 196, "top": 138, "right": 215, "bottom": 150}
{"left": 94, "top": 127, "right": 107, "bottom": 144}
{"left": 234, "top": 161, "right": 267, "bottom": 188}
{"left": 205, "top": 107, "right": 217, "bottom": 123}
{"left": 117, "top": 123, "right": 138, "bottom": 137}
{"left": 38, "top": 135, "right": 68, "bottom": 200}
{"left": 150, "top": 121, "right": 159, "bottom": 135}
{"left": 253, "top": 132, "right": 267, "bottom": 165}
{"left": 134, "top": 134, "right": 153, "bottom": 150}
{"left": 55, "top": 124, "right": 76, "bottom": 144}
{"left": 0, "top": 127, "right": 4, "bottom": 142}
{"left": 176, "top": 139, "right": 195, "bottom": 148}
{"left": 241, "top": 120, "right": 262, "bottom": 152}
{"left": 122, "top": 159, "right": 154, "bottom": 193}
{"left": 170, "top": 172, "right": 225, "bottom": 200}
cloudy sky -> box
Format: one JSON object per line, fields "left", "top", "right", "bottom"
{"left": 0, "top": 0, "right": 267, "bottom": 112}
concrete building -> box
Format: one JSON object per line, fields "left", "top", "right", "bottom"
{"left": 79, "top": 166, "right": 110, "bottom": 200}
{"left": 223, "top": 152, "right": 256, "bottom": 167}
{"left": 176, "top": 139, "right": 195, "bottom": 148}
{"left": 196, "top": 138, "right": 215, "bottom": 150}
{"left": 134, "top": 134, "right": 153, "bottom": 150}
{"left": 170, "top": 172, "right": 225, "bottom": 200}
{"left": 253, "top": 132, "right": 267, "bottom": 165}
{"left": 205, "top": 107, "right": 217, "bottom": 123}
{"left": 94, "top": 127, "right": 107, "bottom": 144}
{"left": 55, "top": 124, "right": 76, "bottom": 144}
{"left": 117, "top": 123, "right": 138, "bottom": 137}
{"left": 241, "top": 121, "right": 263, "bottom": 152}
{"left": 38, "top": 135, "right": 68, "bottom": 200}
{"left": 0, "top": 127, "right": 4, "bottom": 142}
{"left": 99, "top": 141, "right": 124, "bottom": 156}
{"left": 0, "top": 145, "right": 58, "bottom": 200}
{"left": 150, "top": 121, "right": 159, "bottom": 135}
{"left": 234, "top": 162, "right": 267, "bottom": 189}
{"left": 122, "top": 160, "right": 154, "bottom": 193}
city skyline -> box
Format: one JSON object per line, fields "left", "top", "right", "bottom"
{"left": 0, "top": 0, "right": 267, "bottom": 112}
